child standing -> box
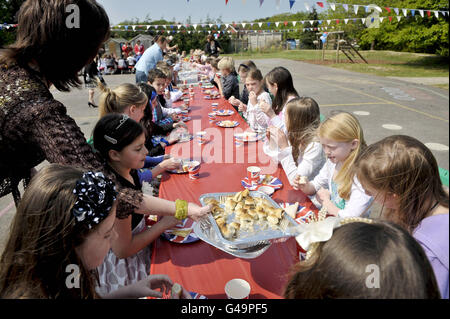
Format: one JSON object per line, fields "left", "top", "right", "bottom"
{"left": 239, "top": 69, "right": 271, "bottom": 132}
{"left": 259, "top": 67, "right": 299, "bottom": 134}
{"left": 354, "top": 135, "right": 449, "bottom": 299}
{"left": 264, "top": 97, "right": 325, "bottom": 186}
{"left": 93, "top": 114, "right": 210, "bottom": 295}
{"left": 296, "top": 112, "right": 372, "bottom": 218}
{"left": 216, "top": 57, "right": 239, "bottom": 108}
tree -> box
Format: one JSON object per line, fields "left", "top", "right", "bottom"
{"left": 0, "top": 0, "right": 26, "bottom": 47}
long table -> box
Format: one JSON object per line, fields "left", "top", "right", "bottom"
{"left": 149, "top": 85, "right": 317, "bottom": 299}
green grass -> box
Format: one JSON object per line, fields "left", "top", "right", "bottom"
{"left": 224, "top": 49, "right": 449, "bottom": 78}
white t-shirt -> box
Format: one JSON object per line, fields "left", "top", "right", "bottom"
{"left": 244, "top": 91, "right": 271, "bottom": 132}
{"left": 311, "top": 159, "right": 373, "bottom": 218}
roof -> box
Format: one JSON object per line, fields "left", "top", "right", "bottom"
{"left": 105, "top": 37, "right": 127, "bottom": 43}
{"left": 130, "top": 34, "right": 154, "bottom": 42}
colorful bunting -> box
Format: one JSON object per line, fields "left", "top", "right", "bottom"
{"left": 289, "top": 0, "right": 295, "bottom": 10}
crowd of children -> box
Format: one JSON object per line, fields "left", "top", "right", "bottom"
{"left": 1, "top": 45, "right": 448, "bottom": 299}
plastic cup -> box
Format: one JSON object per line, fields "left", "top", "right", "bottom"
{"left": 234, "top": 133, "right": 244, "bottom": 147}
{"left": 225, "top": 279, "right": 250, "bottom": 299}
{"left": 196, "top": 131, "right": 207, "bottom": 145}
{"left": 188, "top": 161, "right": 200, "bottom": 180}
{"left": 247, "top": 166, "right": 261, "bottom": 186}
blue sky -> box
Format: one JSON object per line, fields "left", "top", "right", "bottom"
{"left": 97, "top": 0, "right": 319, "bottom": 25}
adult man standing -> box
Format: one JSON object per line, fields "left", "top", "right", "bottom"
{"left": 135, "top": 36, "right": 167, "bottom": 83}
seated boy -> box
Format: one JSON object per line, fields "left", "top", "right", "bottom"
{"left": 215, "top": 57, "right": 239, "bottom": 111}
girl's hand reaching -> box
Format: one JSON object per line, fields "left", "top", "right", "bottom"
{"left": 267, "top": 126, "right": 289, "bottom": 149}
{"left": 159, "top": 215, "right": 181, "bottom": 230}
{"left": 125, "top": 274, "right": 174, "bottom": 299}
{"left": 160, "top": 157, "right": 181, "bottom": 171}
{"left": 187, "top": 203, "right": 212, "bottom": 221}
{"left": 238, "top": 102, "right": 247, "bottom": 113}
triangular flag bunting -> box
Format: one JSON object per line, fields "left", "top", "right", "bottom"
{"left": 330, "top": 3, "right": 336, "bottom": 11}
{"left": 284, "top": 21, "right": 288, "bottom": 26}
{"left": 402, "top": 9, "right": 408, "bottom": 17}
{"left": 305, "top": 3, "right": 310, "bottom": 12}
{"left": 388, "top": 16, "right": 392, "bottom": 22}
{"left": 396, "top": 16, "right": 401, "bottom": 22}
{"left": 342, "top": 4, "right": 348, "bottom": 12}
{"left": 354, "top": 5, "right": 359, "bottom": 15}
{"left": 419, "top": 10, "right": 424, "bottom": 17}
{"left": 309, "top": 20, "right": 314, "bottom": 25}
{"left": 242, "top": 23, "right": 246, "bottom": 28}
{"left": 385, "top": 7, "right": 391, "bottom": 13}
{"left": 427, "top": 10, "right": 431, "bottom": 17}
{"left": 292, "top": 21, "right": 297, "bottom": 26}
{"left": 259, "top": 0, "right": 264, "bottom": 7}
{"left": 193, "top": 24, "right": 197, "bottom": 29}
{"left": 275, "top": 22, "right": 280, "bottom": 27}
{"left": 225, "top": 0, "right": 228, "bottom": 4}
{"left": 361, "top": 18, "right": 365, "bottom": 24}
{"left": 327, "top": 20, "right": 331, "bottom": 25}
{"left": 394, "top": 8, "right": 399, "bottom": 15}
{"left": 317, "top": 2, "right": 324, "bottom": 8}
{"left": 411, "top": 9, "right": 416, "bottom": 16}
{"left": 258, "top": 22, "right": 262, "bottom": 27}
{"left": 289, "top": 0, "right": 295, "bottom": 10}
{"left": 379, "top": 17, "right": 384, "bottom": 22}
{"left": 344, "top": 19, "right": 349, "bottom": 24}
{"left": 364, "top": 6, "right": 369, "bottom": 13}
{"left": 434, "top": 11, "right": 439, "bottom": 18}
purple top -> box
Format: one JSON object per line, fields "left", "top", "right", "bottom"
{"left": 414, "top": 213, "right": 449, "bottom": 299}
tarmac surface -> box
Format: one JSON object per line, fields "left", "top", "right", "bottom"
{"left": 0, "top": 58, "right": 448, "bottom": 255}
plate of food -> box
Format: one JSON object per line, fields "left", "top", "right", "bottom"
{"left": 168, "top": 159, "right": 192, "bottom": 174}
{"left": 161, "top": 218, "right": 199, "bottom": 244}
{"left": 198, "top": 189, "right": 297, "bottom": 250}
{"left": 215, "top": 109, "right": 234, "bottom": 116}
{"left": 216, "top": 120, "right": 239, "bottom": 128}
{"left": 241, "top": 174, "right": 283, "bottom": 191}
{"left": 181, "top": 116, "right": 191, "bottom": 122}
{"left": 242, "top": 131, "right": 263, "bottom": 143}
{"left": 204, "top": 95, "right": 220, "bottom": 100}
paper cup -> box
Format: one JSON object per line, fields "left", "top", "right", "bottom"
{"left": 211, "top": 103, "right": 219, "bottom": 111}
{"left": 188, "top": 161, "right": 200, "bottom": 180}
{"left": 234, "top": 133, "right": 244, "bottom": 147}
{"left": 196, "top": 131, "right": 207, "bottom": 145}
{"left": 247, "top": 166, "right": 261, "bottom": 186}
{"left": 225, "top": 279, "right": 250, "bottom": 299}
{"left": 183, "top": 98, "right": 190, "bottom": 107}
{"left": 208, "top": 112, "right": 216, "bottom": 123}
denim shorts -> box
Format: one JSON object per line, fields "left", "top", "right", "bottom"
{"left": 135, "top": 70, "right": 148, "bottom": 83}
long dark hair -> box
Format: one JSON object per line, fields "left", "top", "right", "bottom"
{"left": 284, "top": 221, "right": 441, "bottom": 299}
{"left": 0, "top": 164, "right": 112, "bottom": 298}
{"left": 0, "top": 0, "right": 110, "bottom": 92}
{"left": 264, "top": 66, "right": 298, "bottom": 115}
{"left": 136, "top": 82, "right": 157, "bottom": 135}
{"left": 93, "top": 114, "right": 145, "bottom": 162}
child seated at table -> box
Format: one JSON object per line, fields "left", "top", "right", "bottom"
{"left": 96, "top": 80, "right": 180, "bottom": 182}
{"left": 215, "top": 57, "right": 239, "bottom": 110}
{"left": 0, "top": 164, "right": 192, "bottom": 299}
{"left": 295, "top": 112, "right": 372, "bottom": 218}
{"left": 92, "top": 114, "right": 211, "bottom": 295}
{"left": 284, "top": 219, "right": 441, "bottom": 298}
{"left": 354, "top": 135, "right": 449, "bottom": 299}
{"left": 228, "top": 60, "right": 257, "bottom": 110}
{"left": 148, "top": 68, "right": 185, "bottom": 130}
{"left": 236, "top": 68, "right": 271, "bottom": 132}
{"left": 264, "top": 97, "right": 325, "bottom": 186}
{"left": 259, "top": 66, "right": 299, "bottom": 134}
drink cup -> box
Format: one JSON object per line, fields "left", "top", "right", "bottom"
{"left": 234, "top": 133, "right": 244, "bottom": 147}
{"left": 183, "top": 98, "right": 190, "bottom": 107}
{"left": 208, "top": 112, "right": 216, "bottom": 123}
{"left": 196, "top": 131, "right": 207, "bottom": 145}
{"left": 211, "top": 103, "right": 218, "bottom": 111}
{"left": 225, "top": 279, "right": 250, "bottom": 299}
{"left": 247, "top": 166, "right": 261, "bottom": 186}
{"left": 188, "top": 161, "right": 200, "bottom": 180}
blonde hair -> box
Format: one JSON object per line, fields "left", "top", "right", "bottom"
{"left": 285, "top": 97, "right": 321, "bottom": 163}
{"left": 217, "top": 57, "right": 235, "bottom": 72}
{"left": 97, "top": 81, "right": 147, "bottom": 118}
{"left": 355, "top": 135, "right": 449, "bottom": 233}
{"left": 319, "top": 112, "right": 366, "bottom": 200}
{"left": 157, "top": 65, "right": 173, "bottom": 79}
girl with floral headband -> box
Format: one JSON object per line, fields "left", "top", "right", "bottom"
{"left": 355, "top": 135, "right": 449, "bottom": 299}
{"left": 92, "top": 113, "right": 210, "bottom": 295}
{"left": 0, "top": 164, "right": 191, "bottom": 299}
{"left": 284, "top": 219, "right": 441, "bottom": 299}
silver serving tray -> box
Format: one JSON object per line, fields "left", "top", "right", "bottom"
{"left": 193, "top": 218, "right": 271, "bottom": 259}
{"left": 198, "top": 191, "right": 298, "bottom": 250}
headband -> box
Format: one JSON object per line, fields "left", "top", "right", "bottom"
{"left": 291, "top": 208, "right": 373, "bottom": 260}
{"left": 72, "top": 171, "right": 117, "bottom": 229}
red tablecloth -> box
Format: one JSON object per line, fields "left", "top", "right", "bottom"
{"left": 150, "top": 85, "right": 317, "bottom": 299}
